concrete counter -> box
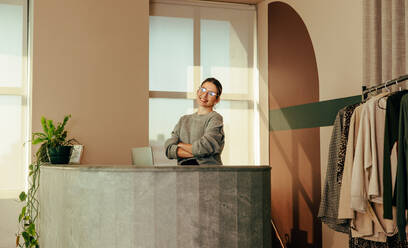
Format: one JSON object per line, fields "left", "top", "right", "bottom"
{"left": 39, "top": 165, "right": 271, "bottom": 248}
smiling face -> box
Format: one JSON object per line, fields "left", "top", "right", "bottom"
{"left": 196, "top": 81, "right": 220, "bottom": 108}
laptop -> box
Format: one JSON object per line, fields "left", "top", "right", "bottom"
{"left": 131, "top": 147, "right": 154, "bottom": 166}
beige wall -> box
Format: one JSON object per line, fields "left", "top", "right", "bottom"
{"left": 1, "top": 1, "right": 149, "bottom": 247}
{"left": 258, "top": 0, "right": 362, "bottom": 247}
{"left": 32, "top": 0, "right": 149, "bottom": 165}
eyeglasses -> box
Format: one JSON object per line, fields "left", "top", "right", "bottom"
{"left": 198, "top": 87, "right": 218, "bottom": 97}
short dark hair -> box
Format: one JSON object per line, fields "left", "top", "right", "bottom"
{"left": 201, "top": 77, "right": 222, "bottom": 98}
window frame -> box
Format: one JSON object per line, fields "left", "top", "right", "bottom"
{"left": 0, "top": 0, "right": 30, "bottom": 199}
{"left": 149, "top": 0, "right": 261, "bottom": 165}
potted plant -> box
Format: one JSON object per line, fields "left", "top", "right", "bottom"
{"left": 32, "top": 115, "right": 77, "bottom": 164}
{"left": 16, "top": 115, "right": 77, "bottom": 247}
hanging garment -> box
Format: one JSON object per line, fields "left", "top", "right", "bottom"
{"left": 337, "top": 103, "right": 361, "bottom": 183}
{"left": 339, "top": 104, "right": 363, "bottom": 219}
{"left": 351, "top": 93, "right": 388, "bottom": 212}
{"left": 340, "top": 95, "right": 397, "bottom": 242}
{"left": 318, "top": 107, "right": 350, "bottom": 233}
{"left": 350, "top": 201, "right": 397, "bottom": 242}
{"left": 350, "top": 233, "right": 407, "bottom": 248}
{"left": 383, "top": 90, "right": 408, "bottom": 220}
{"left": 337, "top": 105, "right": 381, "bottom": 239}
{"left": 396, "top": 94, "right": 408, "bottom": 241}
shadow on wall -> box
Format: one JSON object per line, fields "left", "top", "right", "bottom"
{"left": 270, "top": 130, "right": 321, "bottom": 248}
{"left": 268, "top": 2, "right": 321, "bottom": 248}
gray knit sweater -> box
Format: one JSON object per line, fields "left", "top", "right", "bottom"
{"left": 164, "top": 111, "right": 224, "bottom": 165}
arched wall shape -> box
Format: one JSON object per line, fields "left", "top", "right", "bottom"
{"left": 268, "top": 2, "right": 321, "bottom": 248}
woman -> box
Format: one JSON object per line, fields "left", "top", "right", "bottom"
{"left": 164, "top": 78, "right": 225, "bottom": 165}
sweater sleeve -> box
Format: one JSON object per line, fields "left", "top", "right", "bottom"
{"left": 192, "top": 114, "right": 224, "bottom": 158}
{"left": 164, "top": 117, "right": 182, "bottom": 160}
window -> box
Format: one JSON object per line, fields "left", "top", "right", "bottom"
{"left": 149, "top": 0, "right": 258, "bottom": 165}
{"left": 0, "top": 0, "right": 29, "bottom": 198}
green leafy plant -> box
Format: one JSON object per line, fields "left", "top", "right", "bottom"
{"left": 32, "top": 115, "right": 76, "bottom": 163}
{"left": 16, "top": 115, "right": 75, "bottom": 247}
{"left": 16, "top": 160, "right": 40, "bottom": 248}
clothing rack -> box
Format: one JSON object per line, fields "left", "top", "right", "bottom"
{"left": 362, "top": 74, "right": 408, "bottom": 100}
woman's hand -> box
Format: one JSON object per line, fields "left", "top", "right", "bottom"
{"left": 176, "top": 143, "right": 193, "bottom": 158}
{"left": 177, "top": 143, "right": 192, "bottom": 153}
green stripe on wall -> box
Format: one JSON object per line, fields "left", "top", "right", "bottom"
{"left": 269, "top": 95, "right": 361, "bottom": 131}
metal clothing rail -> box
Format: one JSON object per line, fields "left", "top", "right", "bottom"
{"left": 362, "top": 74, "right": 408, "bottom": 100}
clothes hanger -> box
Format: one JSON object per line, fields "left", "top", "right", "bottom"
{"left": 377, "top": 81, "right": 392, "bottom": 110}
{"left": 385, "top": 82, "right": 391, "bottom": 93}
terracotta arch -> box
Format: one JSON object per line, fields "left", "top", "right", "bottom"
{"left": 268, "top": 2, "right": 321, "bottom": 247}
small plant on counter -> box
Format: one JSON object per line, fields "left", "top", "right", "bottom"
{"left": 32, "top": 115, "right": 77, "bottom": 164}
{"left": 16, "top": 115, "right": 77, "bottom": 247}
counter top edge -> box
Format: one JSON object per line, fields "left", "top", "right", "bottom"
{"left": 40, "top": 165, "right": 271, "bottom": 172}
